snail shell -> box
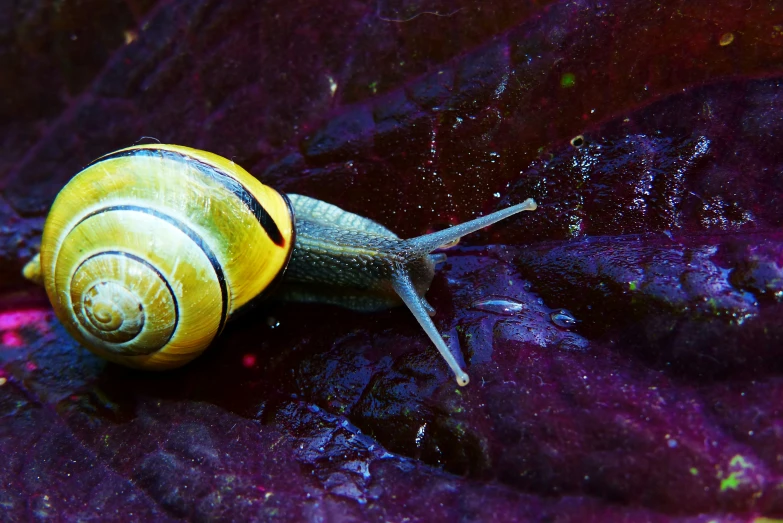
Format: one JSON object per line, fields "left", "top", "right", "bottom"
{"left": 34, "top": 144, "right": 293, "bottom": 369}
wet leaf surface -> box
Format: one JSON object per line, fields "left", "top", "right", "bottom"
{"left": 2, "top": 0, "right": 783, "bottom": 520}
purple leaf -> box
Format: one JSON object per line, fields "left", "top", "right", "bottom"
{"left": 2, "top": 0, "right": 783, "bottom": 520}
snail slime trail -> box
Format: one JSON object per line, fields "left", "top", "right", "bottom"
{"left": 22, "top": 144, "right": 537, "bottom": 386}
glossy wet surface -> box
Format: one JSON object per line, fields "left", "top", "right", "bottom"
{"left": 2, "top": 0, "right": 783, "bottom": 520}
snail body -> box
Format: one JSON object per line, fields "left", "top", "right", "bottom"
{"left": 24, "top": 144, "right": 537, "bottom": 386}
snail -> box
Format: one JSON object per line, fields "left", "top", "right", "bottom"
{"left": 22, "top": 144, "right": 537, "bottom": 386}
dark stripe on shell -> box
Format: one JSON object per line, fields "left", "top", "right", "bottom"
{"left": 74, "top": 205, "right": 229, "bottom": 334}
{"left": 73, "top": 250, "right": 180, "bottom": 349}
{"left": 88, "top": 147, "right": 286, "bottom": 246}
{"left": 260, "top": 193, "right": 296, "bottom": 297}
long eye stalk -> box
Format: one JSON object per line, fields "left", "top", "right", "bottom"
{"left": 400, "top": 198, "right": 538, "bottom": 386}
{"left": 392, "top": 271, "right": 471, "bottom": 386}
{"left": 283, "top": 195, "right": 538, "bottom": 387}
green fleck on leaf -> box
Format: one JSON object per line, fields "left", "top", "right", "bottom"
{"left": 720, "top": 472, "right": 741, "bottom": 492}
{"left": 561, "top": 72, "right": 576, "bottom": 88}
{"left": 730, "top": 454, "right": 753, "bottom": 469}
{"left": 708, "top": 297, "right": 719, "bottom": 312}
{"left": 719, "top": 454, "right": 755, "bottom": 492}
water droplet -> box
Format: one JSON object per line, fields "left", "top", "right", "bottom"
{"left": 550, "top": 308, "right": 578, "bottom": 328}
{"left": 471, "top": 297, "right": 526, "bottom": 316}
{"left": 415, "top": 423, "right": 427, "bottom": 448}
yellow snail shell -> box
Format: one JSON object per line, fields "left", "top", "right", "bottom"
{"left": 28, "top": 144, "right": 293, "bottom": 370}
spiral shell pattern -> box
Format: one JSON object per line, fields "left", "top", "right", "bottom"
{"left": 39, "top": 145, "right": 294, "bottom": 369}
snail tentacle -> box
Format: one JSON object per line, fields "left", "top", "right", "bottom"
{"left": 403, "top": 198, "right": 537, "bottom": 254}
{"left": 391, "top": 270, "right": 470, "bottom": 387}
{"left": 284, "top": 194, "right": 538, "bottom": 386}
